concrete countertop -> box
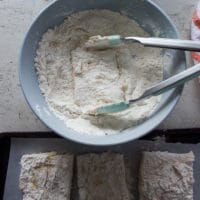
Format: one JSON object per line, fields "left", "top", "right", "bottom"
{"left": 0, "top": 0, "right": 200, "bottom": 133}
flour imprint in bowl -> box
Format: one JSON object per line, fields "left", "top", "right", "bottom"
{"left": 34, "top": 10, "right": 163, "bottom": 136}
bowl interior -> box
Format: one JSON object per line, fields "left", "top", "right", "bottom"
{"left": 20, "top": 0, "right": 186, "bottom": 146}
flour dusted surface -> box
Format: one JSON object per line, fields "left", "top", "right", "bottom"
{"left": 35, "top": 10, "right": 162, "bottom": 136}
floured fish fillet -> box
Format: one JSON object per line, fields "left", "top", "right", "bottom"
{"left": 139, "top": 151, "right": 194, "bottom": 200}
{"left": 19, "top": 152, "right": 74, "bottom": 200}
{"left": 71, "top": 48, "right": 124, "bottom": 113}
{"left": 77, "top": 153, "right": 130, "bottom": 200}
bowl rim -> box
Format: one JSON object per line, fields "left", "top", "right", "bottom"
{"left": 19, "top": 0, "right": 186, "bottom": 146}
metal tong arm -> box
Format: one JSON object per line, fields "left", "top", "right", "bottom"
{"left": 129, "top": 63, "right": 200, "bottom": 103}
{"left": 125, "top": 37, "right": 200, "bottom": 51}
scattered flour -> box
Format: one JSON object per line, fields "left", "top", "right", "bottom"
{"left": 35, "top": 10, "right": 163, "bottom": 136}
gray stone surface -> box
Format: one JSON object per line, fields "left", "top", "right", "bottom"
{"left": 0, "top": 0, "right": 199, "bottom": 133}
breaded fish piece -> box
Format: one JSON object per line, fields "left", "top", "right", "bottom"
{"left": 139, "top": 151, "right": 194, "bottom": 200}
{"left": 19, "top": 152, "right": 74, "bottom": 200}
{"left": 77, "top": 153, "right": 130, "bottom": 200}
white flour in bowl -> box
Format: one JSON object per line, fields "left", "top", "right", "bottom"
{"left": 35, "top": 10, "right": 162, "bottom": 136}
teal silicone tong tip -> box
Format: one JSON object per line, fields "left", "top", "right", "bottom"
{"left": 97, "top": 102, "right": 129, "bottom": 114}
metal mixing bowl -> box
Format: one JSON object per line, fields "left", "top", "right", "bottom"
{"left": 19, "top": 0, "right": 186, "bottom": 145}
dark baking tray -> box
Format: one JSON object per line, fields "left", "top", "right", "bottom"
{"left": 1, "top": 129, "right": 200, "bottom": 200}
